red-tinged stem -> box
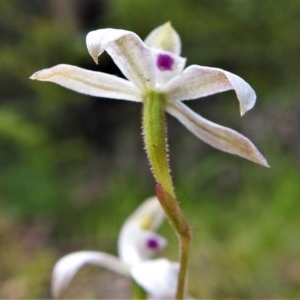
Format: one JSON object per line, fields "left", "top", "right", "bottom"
{"left": 155, "top": 184, "right": 191, "bottom": 299}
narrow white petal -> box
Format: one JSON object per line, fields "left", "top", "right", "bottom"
{"left": 131, "top": 259, "right": 180, "bottom": 299}
{"left": 144, "top": 22, "right": 182, "bottom": 55}
{"left": 51, "top": 251, "right": 129, "bottom": 298}
{"left": 165, "top": 65, "right": 256, "bottom": 116}
{"left": 167, "top": 101, "right": 269, "bottom": 167}
{"left": 30, "top": 64, "right": 141, "bottom": 101}
{"left": 86, "top": 29, "right": 156, "bottom": 89}
{"left": 126, "top": 196, "right": 165, "bottom": 231}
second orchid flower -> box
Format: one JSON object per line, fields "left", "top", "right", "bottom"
{"left": 51, "top": 197, "right": 184, "bottom": 299}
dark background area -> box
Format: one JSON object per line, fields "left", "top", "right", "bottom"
{"left": 0, "top": 0, "right": 299, "bottom": 298}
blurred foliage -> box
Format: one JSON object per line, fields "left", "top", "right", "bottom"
{"left": 0, "top": 0, "right": 299, "bottom": 298}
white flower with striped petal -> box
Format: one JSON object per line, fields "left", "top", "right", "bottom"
{"left": 30, "top": 22, "right": 268, "bottom": 167}
{"left": 51, "top": 196, "right": 167, "bottom": 298}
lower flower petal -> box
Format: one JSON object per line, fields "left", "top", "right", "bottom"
{"left": 164, "top": 65, "right": 256, "bottom": 116}
{"left": 130, "top": 258, "right": 180, "bottom": 299}
{"left": 51, "top": 251, "right": 129, "bottom": 298}
{"left": 166, "top": 101, "right": 269, "bottom": 167}
{"left": 30, "top": 64, "right": 142, "bottom": 102}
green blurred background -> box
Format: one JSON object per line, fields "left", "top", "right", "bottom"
{"left": 0, "top": 0, "right": 299, "bottom": 298}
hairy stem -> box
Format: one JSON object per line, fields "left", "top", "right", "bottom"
{"left": 142, "top": 91, "right": 174, "bottom": 195}
{"left": 142, "top": 90, "right": 191, "bottom": 299}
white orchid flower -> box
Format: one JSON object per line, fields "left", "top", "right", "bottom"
{"left": 30, "top": 22, "right": 268, "bottom": 167}
{"left": 51, "top": 196, "right": 167, "bottom": 298}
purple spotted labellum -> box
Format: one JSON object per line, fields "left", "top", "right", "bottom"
{"left": 147, "top": 237, "right": 160, "bottom": 250}
{"left": 157, "top": 53, "right": 174, "bottom": 71}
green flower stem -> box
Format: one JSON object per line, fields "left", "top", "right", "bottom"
{"left": 132, "top": 280, "right": 147, "bottom": 300}
{"left": 143, "top": 90, "right": 174, "bottom": 196}
{"left": 142, "top": 90, "right": 191, "bottom": 299}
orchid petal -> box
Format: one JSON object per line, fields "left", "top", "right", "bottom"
{"left": 126, "top": 196, "right": 165, "bottom": 231}
{"left": 30, "top": 64, "right": 141, "bottom": 101}
{"left": 86, "top": 29, "right": 156, "bottom": 90}
{"left": 144, "top": 22, "right": 182, "bottom": 55}
{"left": 167, "top": 101, "right": 269, "bottom": 167}
{"left": 51, "top": 251, "right": 129, "bottom": 298}
{"left": 131, "top": 259, "right": 180, "bottom": 299}
{"left": 118, "top": 223, "right": 167, "bottom": 265}
{"left": 118, "top": 197, "right": 166, "bottom": 265}
{"left": 165, "top": 65, "right": 256, "bottom": 116}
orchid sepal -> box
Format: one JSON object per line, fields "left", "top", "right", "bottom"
{"left": 30, "top": 64, "right": 141, "bottom": 102}
{"left": 51, "top": 251, "right": 130, "bottom": 298}
{"left": 166, "top": 101, "right": 269, "bottom": 167}
{"left": 144, "top": 22, "right": 181, "bottom": 55}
